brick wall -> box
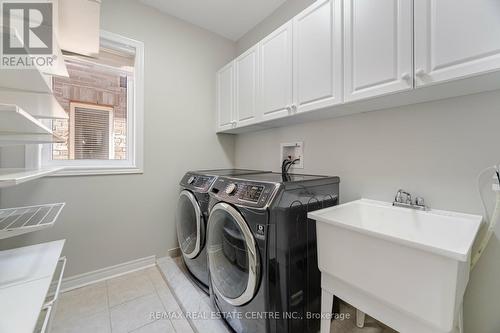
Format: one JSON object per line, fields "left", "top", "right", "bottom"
{"left": 52, "top": 61, "right": 128, "bottom": 160}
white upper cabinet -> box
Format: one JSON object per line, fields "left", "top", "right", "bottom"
{"left": 215, "top": 0, "right": 500, "bottom": 133}
{"left": 259, "top": 22, "right": 293, "bottom": 121}
{"left": 414, "top": 0, "right": 500, "bottom": 87}
{"left": 235, "top": 46, "right": 259, "bottom": 127}
{"left": 293, "top": 0, "right": 343, "bottom": 113}
{"left": 344, "top": 0, "right": 413, "bottom": 102}
{"left": 216, "top": 61, "right": 235, "bottom": 132}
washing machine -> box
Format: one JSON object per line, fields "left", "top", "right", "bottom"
{"left": 206, "top": 173, "right": 340, "bottom": 333}
{"left": 176, "top": 169, "right": 270, "bottom": 294}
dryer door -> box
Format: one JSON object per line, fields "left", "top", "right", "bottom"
{"left": 176, "top": 190, "right": 204, "bottom": 259}
{"left": 207, "top": 202, "right": 260, "bottom": 306}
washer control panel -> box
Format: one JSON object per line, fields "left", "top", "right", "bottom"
{"left": 211, "top": 177, "right": 278, "bottom": 208}
{"left": 180, "top": 173, "right": 216, "bottom": 192}
{"left": 225, "top": 183, "right": 238, "bottom": 195}
{"left": 239, "top": 184, "right": 264, "bottom": 202}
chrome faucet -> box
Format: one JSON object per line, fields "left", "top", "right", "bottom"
{"left": 393, "top": 189, "right": 428, "bottom": 211}
{"left": 395, "top": 189, "right": 412, "bottom": 204}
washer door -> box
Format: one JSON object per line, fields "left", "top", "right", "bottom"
{"left": 207, "top": 202, "right": 260, "bottom": 306}
{"left": 176, "top": 190, "right": 204, "bottom": 259}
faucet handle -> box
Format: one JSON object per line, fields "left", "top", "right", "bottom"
{"left": 395, "top": 189, "right": 404, "bottom": 203}
{"left": 415, "top": 197, "right": 425, "bottom": 207}
{"left": 395, "top": 189, "right": 411, "bottom": 204}
{"left": 405, "top": 193, "right": 412, "bottom": 204}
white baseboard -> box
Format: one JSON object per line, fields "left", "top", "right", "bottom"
{"left": 58, "top": 255, "right": 157, "bottom": 293}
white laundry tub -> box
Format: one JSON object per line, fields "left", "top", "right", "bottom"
{"left": 308, "top": 199, "right": 482, "bottom": 333}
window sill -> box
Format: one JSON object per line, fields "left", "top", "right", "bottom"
{"left": 47, "top": 166, "right": 143, "bottom": 177}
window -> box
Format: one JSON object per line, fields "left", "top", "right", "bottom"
{"left": 69, "top": 102, "right": 114, "bottom": 160}
{"left": 39, "top": 31, "right": 144, "bottom": 175}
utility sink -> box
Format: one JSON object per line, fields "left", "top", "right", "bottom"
{"left": 308, "top": 199, "right": 482, "bottom": 333}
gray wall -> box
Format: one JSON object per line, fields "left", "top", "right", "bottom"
{"left": 0, "top": 0, "right": 236, "bottom": 277}
{"left": 234, "top": 2, "right": 500, "bottom": 332}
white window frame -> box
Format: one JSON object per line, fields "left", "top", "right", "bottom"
{"left": 33, "top": 30, "right": 144, "bottom": 176}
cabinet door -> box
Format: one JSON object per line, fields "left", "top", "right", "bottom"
{"left": 259, "top": 22, "right": 293, "bottom": 121}
{"left": 235, "top": 46, "right": 259, "bottom": 127}
{"left": 216, "top": 62, "right": 235, "bottom": 132}
{"left": 344, "top": 0, "right": 413, "bottom": 102}
{"left": 415, "top": 0, "right": 500, "bottom": 87}
{"left": 293, "top": 0, "right": 343, "bottom": 113}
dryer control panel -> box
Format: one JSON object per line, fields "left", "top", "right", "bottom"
{"left": 239, "top": 184, "right": 264, "bottom": 202}
{"left": 211, "top": 177, "right": 278, "bottom": 208}
{"left": 180, "top": 173, "right": 216, "bottom": 193}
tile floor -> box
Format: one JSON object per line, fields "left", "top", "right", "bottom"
{"left": 51, "top": 266, "right": 194, "bottom": 333}
{"left": 156, "top": 257, "right": 397, "bottom": 333}
{"left": 332, "top": 303, "right": 397, "bottom": 333}
{"left": 157, "top": 257, "right": 230, "bottom": 333}
{"left": 53, "top": 261, "right": 398, "bottom": 333}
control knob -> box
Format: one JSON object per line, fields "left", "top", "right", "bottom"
{"left": 225, "top": 183, "right": 238, "bottom": 195}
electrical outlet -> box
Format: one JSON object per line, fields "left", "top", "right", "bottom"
{"left": 280, "top": 142, "right": 304, "bottom": 169}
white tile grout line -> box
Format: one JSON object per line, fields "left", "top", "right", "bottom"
{"left": 103, "top": 268, "right": 161, "bottom": 332}
{"left": 161, "top": 258, "right": 232, "bottom": 333}
{"left": 110, "top": 268, "right": 165, "bottom": 333}
{"left": 148, "top": 265, "right": 192, "bottom": 333}
{"left": 104, "top": 280, "right": 113, "bottom": 333}
{"left": 142, "top": 267, "right": 176, "bottom": 333}
{"left": 155, "top": 268, "right": 196, "bottom": 333}
{"left": 56, "top": 265, "right": 191, "bottom": 333}
{"left": 103, "top": 269, "right": 157, "bottom": 309}
{"left": 156, "top": 262, "right": 199, "bottom": 333}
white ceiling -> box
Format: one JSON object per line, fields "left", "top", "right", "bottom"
{"left": 139, "top": 0, "right": 287, "bottom": 41}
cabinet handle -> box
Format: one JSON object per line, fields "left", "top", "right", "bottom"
{"left": 401, "top": 72, "right": 411, "bottom": 81}
{"left": 415, "top": 69, "right": 426, "bottom": 77}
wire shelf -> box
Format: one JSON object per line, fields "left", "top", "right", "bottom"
{"left": 0, "top": 203, "right": 65, "bottom": 240}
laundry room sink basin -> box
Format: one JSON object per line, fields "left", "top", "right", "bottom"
{"left": 308, "top": 199, "right": 482, "bottom": 333}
